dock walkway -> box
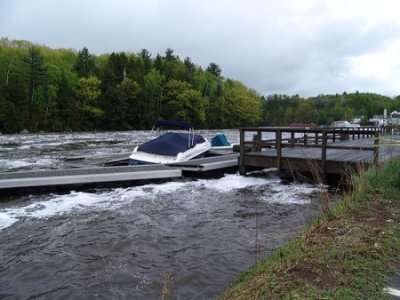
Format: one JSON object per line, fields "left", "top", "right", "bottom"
{"left": 0, "top": 153, "right": 239, "bottom": 193}
{"left": 239, "top": 127, "right": 400, "bottom": 175}
{"left": 3, "top": 125, "right": 398, "bottom": 193}
{"left": 0, "top": 165, "right": 181, "bottom": 190}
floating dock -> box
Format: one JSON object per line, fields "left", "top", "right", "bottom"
{"left": 0, "top": 164, "right": 181, "bottom": 191}
{"left": 171, "top": 153, "right": 239, "bottom": 171}
{"left": 0, "top": 153, "right": 239, "bottom": 193}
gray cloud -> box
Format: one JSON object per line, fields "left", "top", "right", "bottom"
{"left": 1, "top": 0, "right": 399, "bottom": 97}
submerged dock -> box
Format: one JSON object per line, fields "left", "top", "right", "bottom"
{"left": 0, "top": 165, "right": 181, "bottom": 191}
{"left": 0, "top": 153, "right": 239, "bottom": 193}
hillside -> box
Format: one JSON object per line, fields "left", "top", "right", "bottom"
{"left": 0, "top": 38, "right": 263, "bottom": 133}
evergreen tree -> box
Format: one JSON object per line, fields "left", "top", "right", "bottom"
{"left": 206, "top": 62, "right": 222, "bottom": 77}
{"left": 73, "top": 47, "right": 95, "bottom": 78}
{"left": 22, "top": 46, "right": 47, "bottom": 130}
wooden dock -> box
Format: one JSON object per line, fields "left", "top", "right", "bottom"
{"left": 4, "top": 125, "right": 398, "bottom": 193}
{"left": 238, "top": 127, "right": 400, "bottom": 175}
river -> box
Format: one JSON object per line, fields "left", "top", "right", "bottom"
{"left": 0, "top": 130, "right": 326, "bottom": 299}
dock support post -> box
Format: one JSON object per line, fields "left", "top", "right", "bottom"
{"left": 239, "top": 128, "right": 246, "bottom": 175}
{"left": 374, "top": 132, "right": 379, "bottom": 165}
{"left": 276, "top": 129, "right": 282, "bottom": 169}
{"left": 252, "top": 130, "right": 262, "bottom": 151}
{"left": 257, "top": 130, "right": 262, "bottom": 151}
{"left": 321, "top": 130, "right": 327, "bottom": 171}
{"left": 290, "top": 132, "right": 295, "bottom": 147}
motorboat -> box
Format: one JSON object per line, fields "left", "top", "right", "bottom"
{"left": 331, "top": 120, "right": 360, "bottom": 128}
{"left": 128, "top": 120, "right": 211, "bottom": 165}
{"left": 207, "top": 133, "right": 239, "bottom": 155}
{"left": 211, "top": 134, "right": 232, "bottom": 150}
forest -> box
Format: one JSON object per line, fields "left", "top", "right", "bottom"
{"left": 0, "top": 37, "right": 399, "bottom": 134}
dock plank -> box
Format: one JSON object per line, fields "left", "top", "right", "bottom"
{"left": 0, "top": 165, "right": 181, "bottom": 190}
{"left": 0, "top": 154, "right": 240, "bottom": 192}
{"left": 170, "top": 153, "right": 239, "bottom": 171}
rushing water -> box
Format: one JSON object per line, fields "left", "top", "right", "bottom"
{"left": 0, "top": 130, "right": 326, "bottom": 299}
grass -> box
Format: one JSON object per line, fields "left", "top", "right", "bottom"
{"left": 219, "top": 159, "right": 400, "bottom": 299}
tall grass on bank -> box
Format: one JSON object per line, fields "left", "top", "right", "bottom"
{"left": 220, "top": 159, "right": 400, "bottom": 299}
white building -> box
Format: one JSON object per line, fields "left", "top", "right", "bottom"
{"left": 369, "top": 115, "right": 385, "bottom": 126}
{"left": 390, "top": 111, "right": 400, "bottom": 125}
{"left": 368, "top": 111, "right": 400, "bottom": 126}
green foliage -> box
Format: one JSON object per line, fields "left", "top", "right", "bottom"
{"left": 73, "top": 47, "right": 95, "bottom": 78}
{"left": 22, "top": 46, "right": 47, "bottom": 130}
{"left": 1, "top": 38, "right": 399, "bottom": 133}
{"left": 73, "top": 76, "right": 102, "bottom": 130}
{"left": 263, "top": 92, "right": 398, "bottom": 126}
{"left": 0, "top": 38, "right": 267, "bottom": 132}
{"left": 224, "top": 80, "right": 263, "bottom": 127}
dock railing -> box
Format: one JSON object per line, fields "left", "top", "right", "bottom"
{"left": 239, "top": 126, "right": 381, "bottom": 174}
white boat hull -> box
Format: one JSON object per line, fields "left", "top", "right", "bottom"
{"left": 129, "top": 140, "right": 211, "bottom": 165}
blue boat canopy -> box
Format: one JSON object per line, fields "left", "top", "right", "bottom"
{"left": 138, "top": 132, "right": 206, "bottom": 156}
{"left": 211, "top": 134, "right": 230, "bottom": 147}
{"left": 153, "top": 120, "right": 193, "bottom": 130}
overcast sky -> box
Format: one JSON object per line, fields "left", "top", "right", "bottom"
{"left": 1, "top": 0, "right": 400, "bottom": 97}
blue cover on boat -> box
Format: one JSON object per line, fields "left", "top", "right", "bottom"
{"left": 138, "top": 132, "right": 206, "bottom": 156}
{"left": 211, "top": 134, "right": 230, "bottom": 147}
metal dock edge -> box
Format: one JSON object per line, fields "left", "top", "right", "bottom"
{"left": 0, "top": 165, "right": 182, "bottom": 190}
{"left": 169, "top": 153, "right": 239, "bottom": 171}
{"left": 0, "top": 154, "right": 240, "bottom": 192}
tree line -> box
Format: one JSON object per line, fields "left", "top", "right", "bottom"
{"left": 0, "top": 38, "right": 399, "bottom": 134}
{"left": 0, "top": 38, "right": 262, "bottom": 133}
{"left": 263, "top": 93, "right": 400, "bottom": 126}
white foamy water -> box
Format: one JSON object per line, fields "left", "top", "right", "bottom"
{"left": 196, "top": 173, "right": 274, "bottom": 192}
{"left": 0, "top": 130, "right": 328, "bottom": 299}
{"left": 265, "top": 183, "right": 320, "bottom": 205}
{"left": 0, "top": 173, "right": 319, "bottom": 231}
{"left": 0, "top": 157, "right": 59, "bottom": 171}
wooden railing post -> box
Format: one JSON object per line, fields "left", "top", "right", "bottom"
{"left": 321, "top": 130, "right": 327, "bottom": 171}
{"left": 251, "top": 130, "right": 262, "bottom": 151}
{"left": 238, "top": 126, "right": 380, "bottom": 177}
{"left": 276, "top": 129, "right": 282, "bottom": 169}
{"left": 239, "top": 128, "right": 246, "bottom": 175}
{"left": 256, "top": 130, "right": 262, "bottom": 151}
{"left": 290, "top": 131, "right": 295, "bottom": 147}
{"left": 374, "top": 131, "right": 379, "bottom": 165}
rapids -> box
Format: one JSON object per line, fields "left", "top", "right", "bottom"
{"left": 0, "top": 130, "right": 326, "bottom": 299}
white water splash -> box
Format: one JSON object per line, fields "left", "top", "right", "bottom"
{"left": 264, "top": 183, "right": 320, "bottom": 205}
{"left": 0, "top": 172, "right": 320, "bottom": 231}
{"left": 0, "top": 158, "right": 59, "bottom": 171}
